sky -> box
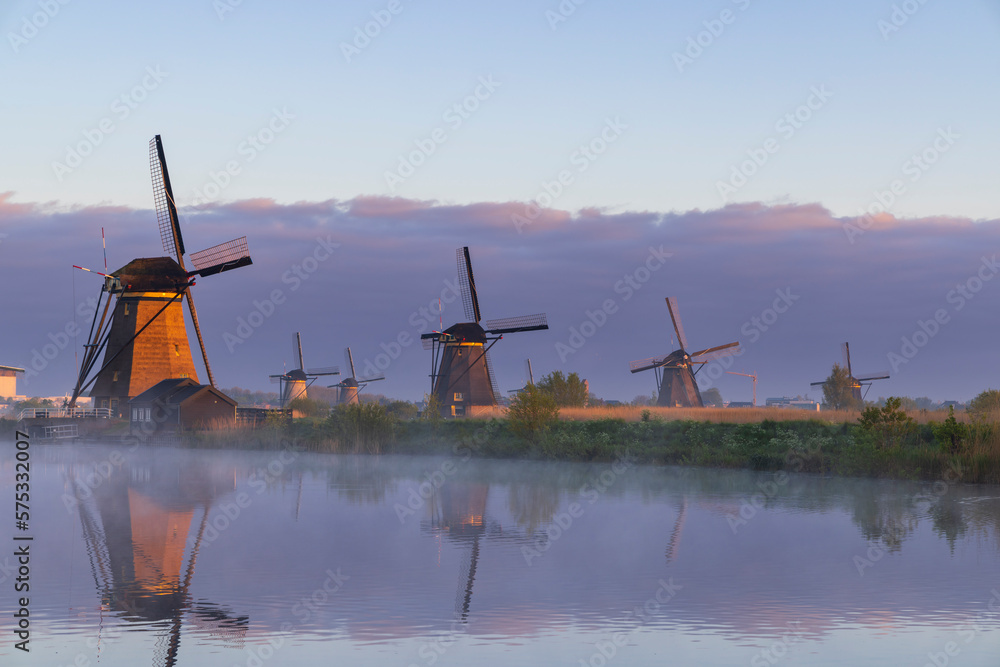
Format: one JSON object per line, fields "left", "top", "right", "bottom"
{"left": 2, "top": 0, "right": 999, "bottom": 403}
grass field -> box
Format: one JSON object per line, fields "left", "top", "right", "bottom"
{"left": 468, "top": 405, "right": 962, "bottom": 425}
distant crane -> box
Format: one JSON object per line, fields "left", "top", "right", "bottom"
{"left": 726, "top": 371, "right": 757, "bottom": 407}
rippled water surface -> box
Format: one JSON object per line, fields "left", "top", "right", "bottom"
{"left": 1, "top": 442, "right": 999, "bottom": 666}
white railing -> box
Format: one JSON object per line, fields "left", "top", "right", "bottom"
{"left": 17, "top": 407, "right": 113, "bottom": 420}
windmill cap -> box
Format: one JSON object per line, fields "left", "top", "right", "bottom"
{"left": 113, "top": 257, "right": 188, "bottom": 290}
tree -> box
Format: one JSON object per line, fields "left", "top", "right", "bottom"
{"left": 536, "top": 371, "right": 588, "bottom": 407}
{"left": 632, "top": 393, "right": 657, "bottom": 407}
{"left": 858, "top": 397, "right": 914, "bottom": 449}
{"left": 968, "top": 389, "right": 1000, "bottom": 422}
{"left": 820, "top": 363, "right": 862, "bottom": 411}
{"left": 507, "top": 384, "right": 559, "bottom": 442}
{"left": 702, "top": 388, "right": 724, "bottom": 407}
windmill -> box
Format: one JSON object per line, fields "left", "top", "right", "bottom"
{"left": 507, "top": 359, "right": 535, "bottom": 396}
{"left": 69, "top": 135, "right": 252, "bottom": 417}
{"left": 421, "top": 247, "right": 548, "bottom": 418}
{"left": 810, "top": 342, "right": 889, "bottom": 404}
{"left": 269, "top": 332, "right": 340, "bottom": 407}
{"left": 630, "top": 297, "right": 740, "bottom": 408}
{"left": 329, "top": 347, "right": 385, "bottom": 405}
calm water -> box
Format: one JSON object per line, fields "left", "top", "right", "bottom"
{"left": 1, "top": 441, "right": 999, "bottom": 666}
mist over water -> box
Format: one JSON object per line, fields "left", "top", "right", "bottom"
{"left": 1, "top": 441, "right": 999, "bottom": 666}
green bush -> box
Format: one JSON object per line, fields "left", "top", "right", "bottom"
{"left": 932, "top": 406, "right": 968, "bottom": 454}
{"left": 858, "top": 397, "right": 914, "bottom": 449}
{"left": 508, "top": 384, "right": 559, "bottom": 442}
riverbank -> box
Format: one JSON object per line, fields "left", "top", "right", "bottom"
{"left": 5, "top": 407, "right": 996, "bottom": 485}
{"left": 186, "top": 409, "right": 998, "bottom": 486}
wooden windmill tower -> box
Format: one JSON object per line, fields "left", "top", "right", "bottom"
{"left": 269, "top": 332, "right": 339, "bottom": 407}
{"left": 69, "top": 136, "right": 252, "bottom": 417}
{"left": 421, "top": 247, "right": 548, "bottom": 418}
{"left": 810, "top": 342, "right": 889, "bottom": 403}
{"left": 630, "top": 297, "right": 740, "bottom": 407}
{"left": 329, "top": 347, "right": 384, "bottom": 405}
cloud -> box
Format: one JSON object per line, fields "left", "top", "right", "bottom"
{"left": 2, "top": 193, "right": 999, "bottom": 402}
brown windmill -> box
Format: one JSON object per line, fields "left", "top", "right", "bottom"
{"left": 328, "top": 347, "right": 384, "bottom": 405}
{"left": 421, "top": 247, "right": 548, "bottom": 417}
{"left": 810, "top": 342, "right": 889, "bottom": 403}
{"left": 630, "top": 297, "right": 740, "bottom": 407}
{"left": 268, "top": 332, "right": 340, "bottom": 407}
{"left": 69, "top": 135, "right": 252, "bottom": 416}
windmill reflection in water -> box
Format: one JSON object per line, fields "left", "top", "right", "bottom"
{"left": 67, "top": 454, "right": 248, "bottom": 666}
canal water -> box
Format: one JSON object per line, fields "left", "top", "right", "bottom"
{"left": 1, "top": 442, "right": 998, "bottom": 666}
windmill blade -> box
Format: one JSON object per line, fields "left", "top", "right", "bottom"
{"left": 150, "top": 135, "right": 185, "bottom": 261}
{"left": 665, "top": 297, "right": 688, "bottom": 350}
{"left": 357, "top": 374, "right": 385, "bottom": 383}
{"left": 630, "top": 354, "right": 670, "bottom": 373}
{"left": 809, "top": 380, "right": 828, "bottom": 386}
{"left": 526, "top": 358, "right": 534, "bottom": 385}
{"left": 689, "top": 341, "right": 740, "bottom": 361}
{"left": 306, "top": 366, "right": 340, "bottom": 376}
{"left": 855, "top": 372, "right": 890, "bottom": 382}
{"left": 189, "top": 237, "right": 253, "bottom": 277}
{"left": 345, "top": 347, "right": 357, "bottom": 379}
{"left": 422, "top": 338, "right": 435, "bottom": 350}
{"left": 269, "top": 376, "right": 283, "bottom": 384}
{"left": 294, "top": 333, "right": 304, "bottom": 371}
{"left": 485, "top": 313, "right": 548, "bottom": 334}
{"left": 842, "top": 342, "right": 853, "bottom": 378}
{"left": 457, "top": 247, "right": 482, "bottom": 323}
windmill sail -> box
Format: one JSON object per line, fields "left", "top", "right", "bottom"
{"left": 665, "top": 297, "right": 688, "bottom": 350}
{"left": 189, "top": 237, "right": 252, "bottom": 277}
{"left": 485, "top": 313, "right": 548, "bottom": 334}
{"left": 150, "top": 135, "right": 185, "bottom": 259}
{"left": 457, "top": 247, "right": 482, "bottom": 323}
